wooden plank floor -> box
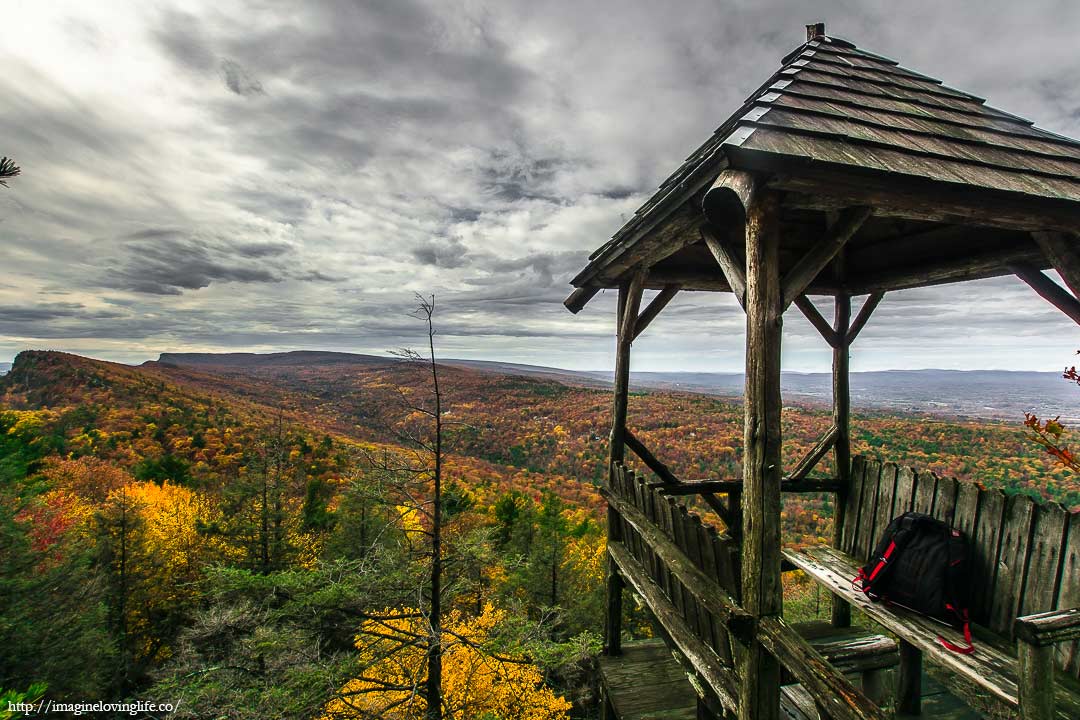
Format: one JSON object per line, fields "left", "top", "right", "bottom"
{"left": 599, "top": 640, "right": 989, "bottom": 719}
{"left": 599, "top": 640, "right": 826, "bottom": 720}
{"left": 598, "top": 640, "right": 698, "bottom": 720}
{"left": 895, "top": 667, "right": 987, "bottom": 720}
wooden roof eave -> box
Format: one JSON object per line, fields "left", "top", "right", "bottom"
{"left": 563, "top": 157, "right": 733, "bottom": 312}
{"left": 564, "top": 32, "right": 1080, "bottom": 315}
{"left": 565, "top": 153, "right": 1072, "bottom": 306}
{"left": 729, "top": 151, "right": 1080, "bottom": 234}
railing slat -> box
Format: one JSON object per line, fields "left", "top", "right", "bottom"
{"left": 758, "top": 615, "right": 890, "bottom": 720}
{"left": 601, "top": 486, "right": 752, "bottom": 638}
{"left": 608, "top": 540, "right": 739, "bottom": 715}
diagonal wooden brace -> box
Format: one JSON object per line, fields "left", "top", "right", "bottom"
{"left": 624, "top": 428, "right": 739, "bottom": 534}
{"left": 1012, "top": 263, "right": 1080, "bottom": 325}
{"left": 786, "top": 425, "right": 840, "bottom": 481}
{"left": 633, "top": 285, "right": 680, "bottom": 340}
{"left": 782, "top": 207, "right": 873, "bottom": 309}
{"left": 795, "top": 295, "right": 841, "bottom": 348}
{"left": 1032, "top": 231, "right": 1080, "bottom": 298}
{"left": 701, "top": 224, "right": 747, "bottom": 310}
{"left": 847, "top": 291, "right": 885, "bottom": 344}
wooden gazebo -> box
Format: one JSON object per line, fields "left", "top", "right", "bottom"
{"left": 566, "top": 23, "right": 1080, "bottom": 720}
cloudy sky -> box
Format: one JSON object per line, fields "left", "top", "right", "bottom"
{"left": 2, "top": 0, "right": 1079, "bottom": 372}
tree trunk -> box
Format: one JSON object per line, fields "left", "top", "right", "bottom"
{"left": 426, "top": 299, "right": 443, "bottom": 720}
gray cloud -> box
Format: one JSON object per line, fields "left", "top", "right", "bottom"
{"left": 101, "top": 231, "right": 300, "bottom": 295}
{"left": 413, "top": 237, "right": 469, "bottom": 268}
{"left": 1, "top": 0, "right": 1079, "bottom": 371}
{"left": 219, "top": 59, "right": 264, "bottom": 96}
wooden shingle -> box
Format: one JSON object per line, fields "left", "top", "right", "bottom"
{"left": 568, "top": 29, "right": 1080, "bottom": 308}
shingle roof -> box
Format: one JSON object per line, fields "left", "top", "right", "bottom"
{"left": 572, "top": 31, "right": 1080, "bottom": 290}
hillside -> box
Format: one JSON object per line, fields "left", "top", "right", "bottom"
{"left": 0, "top": 350, "right": 613, "bottom": 716}
{"left": 145, "top": 349, "right": 1079, "bottom": 507}
{"left": 0, "top": 350, "right": 601, "bottom": 511}
{"left": 156, "top": 353, "right": 1080, "bottom": 422}
{"left": 2, "top": 349, "right": 1076, "bottom": 718}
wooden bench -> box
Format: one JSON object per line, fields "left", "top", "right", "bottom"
{"left": 785, "top": 456, "right": 1080, "bottom": 719}
{"left": 603, "top": 465, "right": 898, "bottom": 718}
{"left": 600, "top": 634, "right": 896, "bottom": 720}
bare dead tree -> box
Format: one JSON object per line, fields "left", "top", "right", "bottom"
{"left": 355, "top": 293, "right": 445, "bottom": 720}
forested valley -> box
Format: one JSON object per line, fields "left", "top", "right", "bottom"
{"left": 1, "top": 348, "right": 1073, "bottom": 719}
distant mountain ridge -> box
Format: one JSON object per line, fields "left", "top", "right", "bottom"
{"left": 156, "top": 351, "right": 389, "bottom": 368}
{"left": 0, "top": 362, "right": 10, "bottom": 376}
{"left": 152, "top": 351, "right": 1078, "bottom": 423}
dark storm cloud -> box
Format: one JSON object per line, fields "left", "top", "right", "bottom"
{"left": 412, "top": 238, "right": 469, "bottom": 268}
{"left": 487, "top": 251, "right": 589, "bottom": 287}
{"left": 2, "top": 0, "right": 1079, "bottom": 368}
{"left": 480, "top": 152, "right": 570, "bottom": 203}
{"left": 0, "top": 303, "right": 92, "bottom": 322}
{"left": 102, "top": 231, "right": 296, "bottom": 295}
{"left": 219, "top": 59, "right": 264, "bottom": 96}
{"left": 230, "top": 189, "right": 311, "bottom": 225}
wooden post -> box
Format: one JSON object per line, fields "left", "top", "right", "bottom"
{"left": 738, "top": 190, "right": 783, "bottom": 720}
{"left": 897, "top": 640, "right": 921, "bottom": 715}
{"left": 603, "top": 565, "right": 624, "bottom": 656}
{"left": 605, "top": 273, "right": 645, "bottom": 656}
{"left": 1017, "top": 641, "right": 1055, "bottom": 720}
{"left": 832, "top": 289, "right": 853, "bottom": 628}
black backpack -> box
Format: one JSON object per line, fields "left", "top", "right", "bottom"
{"left": 854, "top": 511, "right": 974, "bottom": 654}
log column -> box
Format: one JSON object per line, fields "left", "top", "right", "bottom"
{"left": 832, "top": 286, "right": 853, "bottom": 628}
{"left": 604, "top": 272, "right": 645, "bottom": 656}
{"left": 738, "top": 191, "right": 783, "bottom": 720}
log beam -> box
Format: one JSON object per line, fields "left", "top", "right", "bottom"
{"left": 781, "top": 207, "right": 873, "bottom": 309}
{"left": 794, "top": 295, "right": 841, "bottom": 348}
{"left": 846, "top": 245, "right": 1046, "bottom": 295}
{"left": 624, "top": 429, "right": 680, "bottom": 486}
{"left": 832, "top": 289, "right": 853, "bottom": 628}
{"left": 702, "top": 169, "right": 758, "bottom": 229}
{"left": 633, "top": 285, "right": 680, "bottom": 340}
{"left": 1012, "top": 264, "right": 1080, "bottom": 326}
{"left": 772, "top": 170, "right": 1080, "bottom": 234}
{"left": 847, "top": 292, "right": 884, "bottom": 344}
{"left": 655, "top": 478, "right": 843, "bottom": 495}
{"left": 758, "top": 615, "right": 889, "bottom": 720}
{"left": 701, "top": 225, "right": 747, "bottom": 310}
{"left": 609, "top": 271, "right": 647, "bottom": 466}
{"left": 604, "top": 565, "right": 624, "bottom": 656}
{"left": 739, "top": 189, "right": 783, "bottom": 720}
{"left": 565, "top": 285, "right": 601, "bottom": 314}
{"left": 1017, "top": 640, "right": 1056, "bottom": 720}
{"left": 624, "top": 429, "right": 740, "bottom": 535}
{"left": 786, "top": 425, "right": 840, "bottom": 481}
{"left": 1032, "top": 231, "right": 1080, "bottom": 298}
{"left": 897, "top": 641, "right": 922, "bottom": 715}
{"left": 605, "top": 271, "right": 645, "bottom": 657}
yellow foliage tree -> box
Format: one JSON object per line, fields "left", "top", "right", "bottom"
{"left": 124, "top": 481, "right": 224, "bottom": 581}
{"left": 322, "top": 604, "right": 571, "bottom": 720}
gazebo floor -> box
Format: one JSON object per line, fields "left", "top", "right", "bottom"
{"left": 598, "top": 640, "right": 698, "bottom": 720}
{"left": 598, "top": 639, "right": 984, "bottom": 720}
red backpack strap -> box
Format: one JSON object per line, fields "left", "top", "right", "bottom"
{"left": 937, "top": 606, "right": 975, "bottom": 655}
{"left": 853, "top": 540, "right": 899, "bottom": 598}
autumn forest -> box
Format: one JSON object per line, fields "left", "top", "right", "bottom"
{"left": 0, "top": 341, "right": 1074, "bottom": 719}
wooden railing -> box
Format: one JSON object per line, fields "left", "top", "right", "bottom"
{"left": 606, "top": 463, "right": 887, "bottom": 720}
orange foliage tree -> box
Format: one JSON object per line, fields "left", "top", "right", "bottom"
{"left": 1025, "top": 357, "right": 1080, "bottom": 473}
